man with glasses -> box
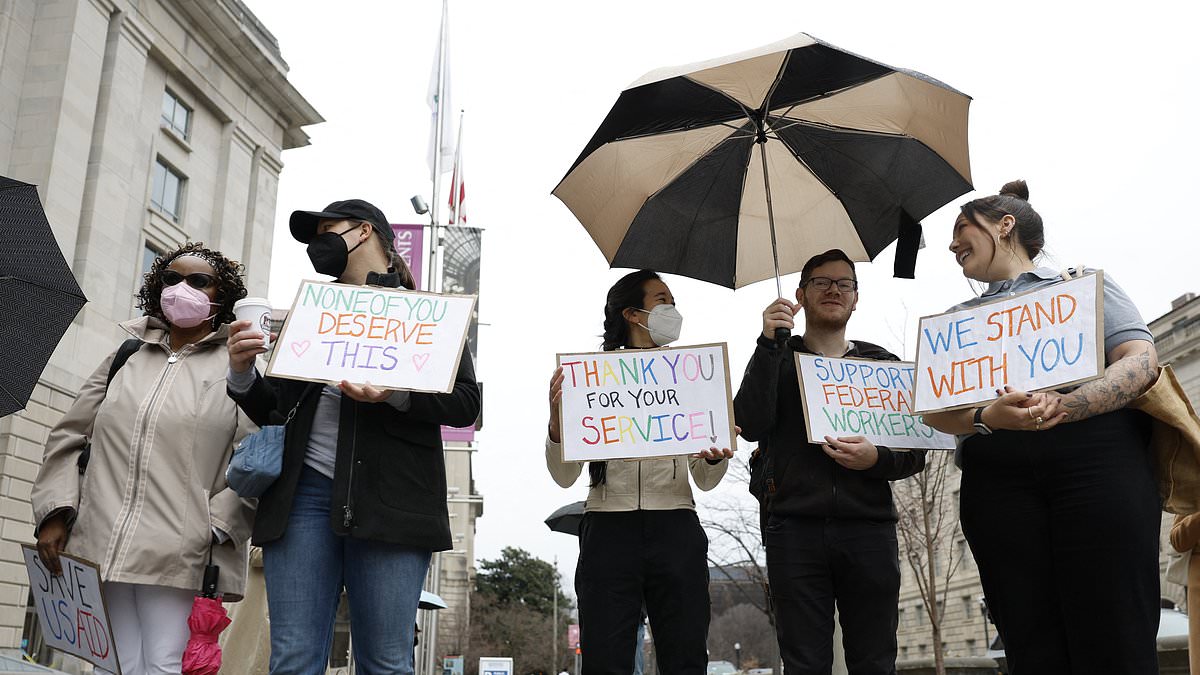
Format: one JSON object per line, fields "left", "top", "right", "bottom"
{"left": 734, "top": 249, "right": 925, "bottom": 675}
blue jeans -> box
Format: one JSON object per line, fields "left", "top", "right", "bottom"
{"left": 263, "top": 467, "right": 432, "bottom": 675}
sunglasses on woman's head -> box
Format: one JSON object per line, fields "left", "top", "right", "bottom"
{"left": 161, "top": 269, "right": 216, "bottom": 290}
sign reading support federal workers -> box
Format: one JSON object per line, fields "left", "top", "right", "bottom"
{"left": 796, "top": 354, "right": 956, "bottom": 450}
{"left": 267, "top": 280, "right": 476, "bottom": 393}
{"left": 912, "top": 272, "right": 1104, "bottom": 414}
{"left": 556, "top": 343, "right": 736, "bottom": 462}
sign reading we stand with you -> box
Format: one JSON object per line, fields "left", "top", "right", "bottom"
{"left": 913, "top": 272, "right": 1104, "bottom": 414}
{"left": 556, "top": 343, "right": 736, "bottom": 462}
{"left": 796, "top": 355, "right": 956, "bottom": 450}
{"left": 23, "top": 546, "right": 119, "bottom": 674}
{"left": 268, "top": 280, "right": 476, "bottom": 393}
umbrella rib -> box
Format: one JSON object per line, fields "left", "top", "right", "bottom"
{"left": 770, "top": 114, "right": 906, "bottom": 139}
{"left": 609, "top": 114, "right": 749, "bottom": 145}
{"left": 0, "top": 274, "right": 87, "bottom": 300}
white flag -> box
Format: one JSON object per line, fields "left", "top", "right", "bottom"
{"left": 426, "top": 2, "right": 454, "bottom": 179}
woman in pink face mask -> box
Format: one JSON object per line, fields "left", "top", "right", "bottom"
{"left": 31, "top": 243, "right": 257, "bottom": 675}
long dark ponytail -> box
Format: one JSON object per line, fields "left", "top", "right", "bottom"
{"left": 590, "top": 269, "right": 661, "bottom": 487}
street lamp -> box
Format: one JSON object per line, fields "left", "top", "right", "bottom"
{"left": 734, "top": 642, "right": 741, "bottom": 671}
{"left": 978, "top": 595, "right": 990, "bottom": 652}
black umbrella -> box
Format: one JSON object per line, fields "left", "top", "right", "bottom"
{"left": 545, "top": 501, "right": 586, "bottom": 536}
{"left": 0, "top": 177, "right": 87, "bottom": 417}
{"left": 553, "top": 33, "right": 973, "bottom": 299}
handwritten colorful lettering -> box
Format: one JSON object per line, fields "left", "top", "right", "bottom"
{"left": 267, "top": 280, "right": 476, "bottom": 393}
{"left": 912, "top": 273, "right": 1104, "bottom": 414}
{"left": 23, "top": 546, "right": 120, "bottom": 674}
{"left": 557, "top": 343, "right": 736, "bottom": 462}
{"left": 796, "top": 355, "right": 956, "bottom": 450}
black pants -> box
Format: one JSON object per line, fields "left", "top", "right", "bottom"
{"left": 960, "top": 409, "right": 1160, "bottom": 675}
{"left": 764, "top": 515, "right": 900, "bottom": 675}
{"left": 576, "top": 509, "right": 710, "bottom": 675}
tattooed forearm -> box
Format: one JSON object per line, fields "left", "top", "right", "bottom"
{"left": 1060, "top": 347, "right": 1156, "bottom": 423}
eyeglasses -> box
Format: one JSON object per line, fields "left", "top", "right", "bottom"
{"left": 161, "top": 269, "right": 216, "bottom": 290}
{"left": 802, "top": 277, "right": 858, "bottom": 293}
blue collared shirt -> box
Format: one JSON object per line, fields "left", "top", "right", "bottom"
{"left": 945, "top": 266, "right": 1153, "bottom": 355}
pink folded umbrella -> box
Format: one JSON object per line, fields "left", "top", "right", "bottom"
{"left": 182, "top": 558, "right": 230, "bottom": 675}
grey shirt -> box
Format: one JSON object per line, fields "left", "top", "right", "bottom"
{"left": 227, "top": 367, "right": 412, "bottom": 479}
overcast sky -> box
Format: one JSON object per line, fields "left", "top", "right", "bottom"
{"left": 242, "top": 0, "right": 1199, "bottom": 592}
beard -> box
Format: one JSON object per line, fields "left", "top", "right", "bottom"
{"left": 803, "top": 300, "right": 853, "bottom": 330}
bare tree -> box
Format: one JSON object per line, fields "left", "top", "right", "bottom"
{"left": 893, "top": 450, "right": 963, "bottom": 675}
{"left": 698, "top": 460, "right": 773, "bottom": 625}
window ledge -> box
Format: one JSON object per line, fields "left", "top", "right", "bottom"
{"left": 159, "top": 122, "right": 193, "bottom": 153}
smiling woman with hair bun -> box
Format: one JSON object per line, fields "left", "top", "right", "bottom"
{"left": 924, "top": 180, "right": 1161, "bottom": 673}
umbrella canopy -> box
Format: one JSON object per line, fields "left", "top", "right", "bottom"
{"left": 419, "top": 590, "right": 448, "bottom": 610}
{"left": 181, "top": 596, "right": 231, "bottom": 675}
{"left": 553, "top": 33, "right": 973, "bottom": 289}
{"left": 545, "top": 501, "right": 586, "bottom": 536}
{"left": 0, "top": 176, "right": 87, "bottom": 417}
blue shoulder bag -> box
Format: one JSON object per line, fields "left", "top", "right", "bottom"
{"left": 226, "top": 398, "right": 302, "bottom": 498}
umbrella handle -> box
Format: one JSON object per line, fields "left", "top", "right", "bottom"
{"left": 202, "top": 563, "right": 219, "bottom": 598}
{"left": 774, "top": 327, "right": 791, "bottom": 344}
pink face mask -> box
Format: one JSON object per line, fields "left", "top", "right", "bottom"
{"left": 161, "top": 282, "right": 217, "bottom": 328}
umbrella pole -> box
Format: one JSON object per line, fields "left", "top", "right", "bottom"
{"left": 758, "top": 139, "right": 790, "bottom": 343}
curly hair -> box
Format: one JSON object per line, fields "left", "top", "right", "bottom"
{"left": 137, "top": 242, "right": 247, "bottom": 330}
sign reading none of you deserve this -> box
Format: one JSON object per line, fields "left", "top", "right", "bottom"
{"left": 557, "top": 343, "right": 736, "bottom": 462}
{"left": 912, "top": 272, "right": 1104, "bottom": 414}
{"left": 796, "top": 355, "right": 956, "bottom": 450}
{"left": 23, "top": 546, "right": 120, "bottom": 674}
{"left": 267, "top": 280, "right": 476, "bottom": 393}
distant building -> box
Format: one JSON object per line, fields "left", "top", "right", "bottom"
{"left": 0, "top": 0, "right": 319, "bottom": 654}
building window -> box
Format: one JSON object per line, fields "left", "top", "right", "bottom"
{"left": 142, "top": 243, "right": 163, "bottom": 278}
{"left": 957, "top": 537, "right": 972, "bottom": 569}
{"left": 150, "top": 158, "right": 185, "bottom": 222}
{"left": 161, "top": 89, "right": 192, "bottom": 139}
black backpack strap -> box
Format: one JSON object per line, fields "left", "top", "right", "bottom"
{"left": 106, "top": 338, "right": 143, "bottom": 388}
{"left": 79, "top": 339, "right": 143, "bottom": 475}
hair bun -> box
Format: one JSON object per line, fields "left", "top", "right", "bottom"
{"left": 999, "top": 179, "right": 1029, "bottom": 200}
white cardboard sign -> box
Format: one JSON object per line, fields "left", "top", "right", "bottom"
{"left": 796, "top": 355, "right": 956, "bottom": 450}
{"left": 23, "top": 546, "right": 120, "bottom": 674}
{"left": 912, "top": 272, "right": 1104, "bottom": 414}
{"left": 556, "top": 343, "right": 736, "bottom": 462}
{"left": 266, "top": 280, "right": 476, "bottom": 393}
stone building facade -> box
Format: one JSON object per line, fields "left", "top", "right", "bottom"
{"left": 0, "top": 0, "right": 318, "bottom": 650}
{"left": 896, "top": 291, "right": 1200, "bottom": 657}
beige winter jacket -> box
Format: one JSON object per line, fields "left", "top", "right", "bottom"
{"left": 32, "top": 317, "right": 255, "bottom": 600}
{"left": 544, "top": 436, "right": 728, "bottom": 511}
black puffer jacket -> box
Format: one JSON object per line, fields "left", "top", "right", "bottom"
{"left": 735, "top": 334, "right": 925, "bottom": 521}
{"left": 229, "top": 343, "right": 479, "bottom": 551}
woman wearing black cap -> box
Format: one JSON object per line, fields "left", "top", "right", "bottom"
{"left": 226, "top": 199, "right": 481, "bottom": 675}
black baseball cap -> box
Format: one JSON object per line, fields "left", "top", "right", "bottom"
{"left": 289, "top": 199, "right": 394, "bottom": 245}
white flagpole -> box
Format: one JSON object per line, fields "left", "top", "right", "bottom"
{"left": 428, "top": 0, "right": 449, "bottom": 293}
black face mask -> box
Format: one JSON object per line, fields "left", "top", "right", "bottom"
{"left": 306, "top": 226, "right": 364, "bottom": 278}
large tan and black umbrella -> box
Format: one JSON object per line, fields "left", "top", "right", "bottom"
{"left": 553, "top": 33, "right": 972, "bottom": 299}
{"left": 0, "top": 176, "right": 87, "bottom": 416}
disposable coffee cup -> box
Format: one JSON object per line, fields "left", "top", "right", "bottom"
{"left": 233, "top": 298, "right": 274, "bottom": 349}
